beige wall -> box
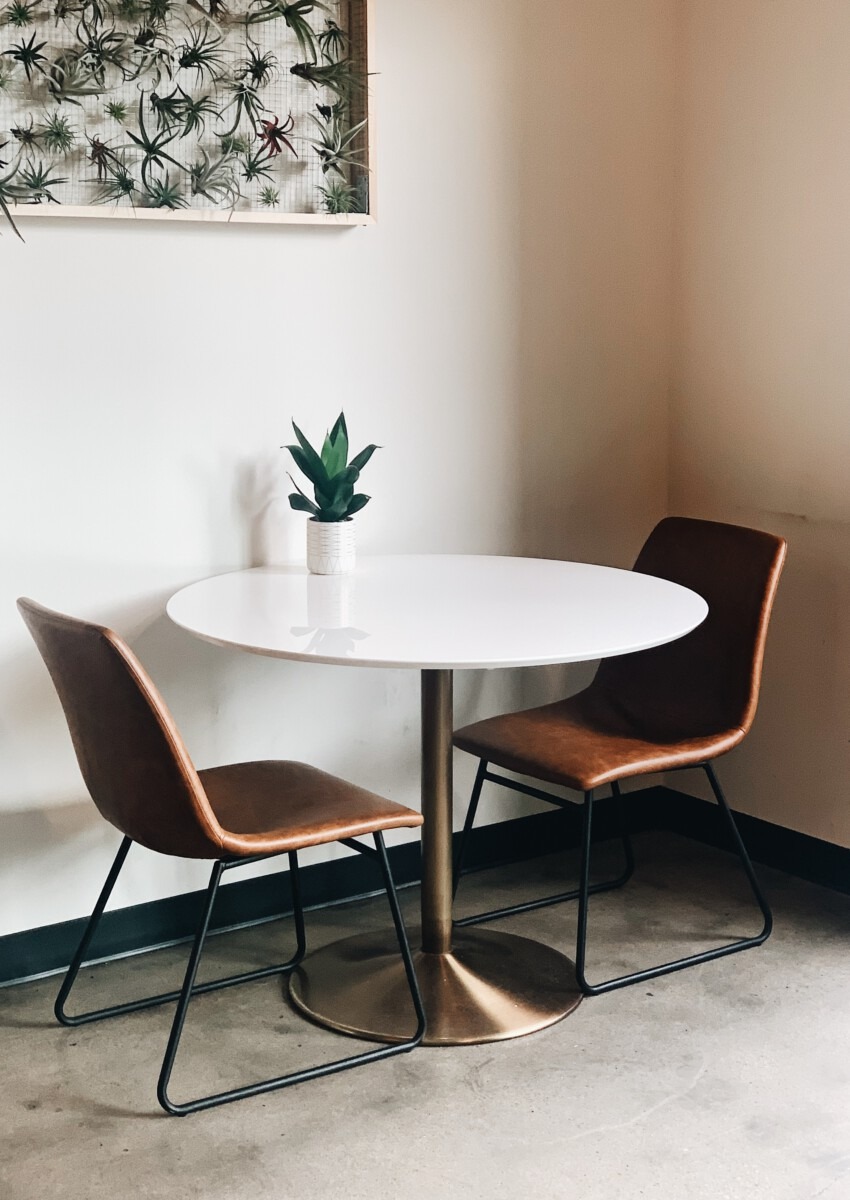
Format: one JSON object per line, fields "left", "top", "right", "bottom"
{"left": 0, "top": 1, "right": 676, "bottom": 936}
{"left": 516, "top": 0, "right": 676, "bottom": 569}
{"left": 672, "top": 1, "right": 850, "bottom": 845}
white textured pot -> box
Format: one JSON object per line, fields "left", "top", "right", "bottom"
{"left": 306, "top": 519, "right": 356, "bottom": 575}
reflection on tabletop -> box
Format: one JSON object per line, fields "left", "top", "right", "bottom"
{"left": 291, "top": 573, "right": 370, "bottom": 657}
{"left": 290, "top": 626, "right": 370, "bottom": 657}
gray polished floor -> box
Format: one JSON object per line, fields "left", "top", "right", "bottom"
{"left": 2, "top": 832, "right": 849, "bottom": 1200}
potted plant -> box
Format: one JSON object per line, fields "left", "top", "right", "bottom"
{"left": 284, "top": 412, "right": 379, "bottom": 574}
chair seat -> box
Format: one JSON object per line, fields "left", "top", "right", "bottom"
{"left": 453, "top": 693, "right": 745, "bottom": 793}
{"left": 199, "top": 760, "right": 423, "bottom": 857}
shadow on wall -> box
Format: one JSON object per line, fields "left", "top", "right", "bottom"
{"left": 235, "top": 453, "right": 304, "bottom": 569}
{"left": 0, "top": 800, "right": 104, "bottom": 871}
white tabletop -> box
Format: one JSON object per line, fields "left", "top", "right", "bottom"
{"left": 166, "top": 555, "right": 708, "bottom": 671}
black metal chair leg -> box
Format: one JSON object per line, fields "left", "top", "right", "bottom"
{"left": 157, "top": 860, "right": 225, "bottom": 1113}
{"left": 56, "top": 835, "right": 132, "bottom": 1025}
{"left": 158, "top": 834, "right": 425, "bottom": 1117}
{"left": 575, "top": 765, "right": 773, "bottom": 996}
{"left": 56, "top": 846, "right": 307, "bottom": 1027}
{"left": 575, "top": 789, "right": 596, "bottom": 993}
{"left": 703, "top": 762, "right": 773, "bottom": 939}
{"left": 453, "top": 767, "right": 634, "bottom": 928}
{"left": 373, "top": 833, "right": 427, "bottom": 1044}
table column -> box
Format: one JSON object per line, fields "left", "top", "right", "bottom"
{"left": 420, "top": 670, "right": 453, "bottom": 955}
{"left": 289, "top": 667, "right": 582, "bottom": 1045}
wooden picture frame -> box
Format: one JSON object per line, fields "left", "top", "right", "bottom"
{"left": 0, "top": 0, "right": 374, "bottom": 232}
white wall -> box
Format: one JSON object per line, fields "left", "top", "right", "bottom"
{"left": 0, "top": 0, "right": 676, "bottom": 939}
{"left": 671, "top": 0, "right": 850, "bottom": 847}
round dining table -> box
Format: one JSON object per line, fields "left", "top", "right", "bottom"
{"left": 167, "top": 554, "right": 707, "bottom": 1046}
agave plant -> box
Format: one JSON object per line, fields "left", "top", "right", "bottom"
{"left": 285, "top": 413, "right": 378, "bottom": 522}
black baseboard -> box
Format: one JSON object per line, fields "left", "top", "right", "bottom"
{"left": 2, "top": 783, "right": 848, "bottom": 988}
{"left": 0, "top": 836, "right": 421, "bottom": 989}
{"left": 656, "top": 786, "right": 850, "bottom": 896}
{"left": 0, "top": 787, "right": 641, "bottom": 988}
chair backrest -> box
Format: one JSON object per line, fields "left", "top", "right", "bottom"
{"left": 18, "top": 599, "right": 226, "bottom": 859}
{"left": 591, "top": 517, "right": 787, "bottom": 741}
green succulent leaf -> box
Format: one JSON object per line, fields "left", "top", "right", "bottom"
{"left": 334, "top": 464, "right": 360, "bottom": 488}
{"left": 321, "top": 431, "right": 345, "bottom": 479}
{"left": 325, "top": 481, "right": 354, "bottom": 519}
{"left": 290, "top": 422, "right": 332, "bottom": 490}
{"left": 346, "top": 493, "right": 371, "bottom": 516}
{"left": 286, "top": 442, "right": 326, "bottom": 491}
{"left": 289, "top": 492, "right": 319, "bottom": 516}
{"left": 287, "top": 473, "right": 320, "bottom": 514}
{"left": 315, "top": 482, "right": 342, "bottom": 513}
{"left": 349, "top": 443, "right": 379, "bottom": 473}
{"left": 328, "top": 411, "right": 347, "bottom": 445}
{"left": 322, "top": 428, "right": 349, "bottom": 476}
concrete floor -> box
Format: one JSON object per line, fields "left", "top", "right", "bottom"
{"left": 2, "top": 832, "right": 850, "bottom": 1200}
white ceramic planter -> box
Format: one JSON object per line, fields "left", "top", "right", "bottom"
{"left": 306, "top": 519, "right": 356, "bottom": 575}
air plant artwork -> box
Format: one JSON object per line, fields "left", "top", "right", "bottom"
{"left": 0, "top": 0, "right": 369, "bottom": 237}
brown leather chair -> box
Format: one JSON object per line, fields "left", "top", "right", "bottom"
{"left": 452, "top": 517, "right": 786, "bottom": 995}
{"left": 18, "top": 598, "right": 425, "bottom": 1115}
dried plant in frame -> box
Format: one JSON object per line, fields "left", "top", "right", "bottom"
{"left": 0, "top": 0, "right": 372, "bottom": 234}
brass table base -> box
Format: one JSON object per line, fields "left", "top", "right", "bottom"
{"left": 289, "top": 926, "right": 581, "bottom": 1046}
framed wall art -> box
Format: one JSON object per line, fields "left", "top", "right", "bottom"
{"left": 0, "top": 0, "right": 372, "bottom": 235}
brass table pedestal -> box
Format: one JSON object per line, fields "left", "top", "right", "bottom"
{"left": 291, "top": 670, "right": 582, "bottom": 1046}
{"left": 289, "top": 927, "right": 581, "bottom": 1046}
